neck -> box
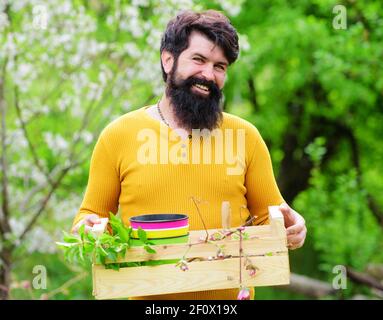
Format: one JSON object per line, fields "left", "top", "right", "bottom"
{"left": 158, "top": 94, "right": 182, "bottom": 130}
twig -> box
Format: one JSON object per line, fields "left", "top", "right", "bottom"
{"left": 13, "top": 83, "right": 53, "bottom": 186}
{"left": 44, "top": 272, "right": 88, "bottom": 299}
{"left": 239, "top": 230, "right": 243, "bottom": 286}
{"left": 17, "top": 165, "right": 72, "bottom": 244}
{"left": 190, "top": 197, "right": 209, "bottom": 241}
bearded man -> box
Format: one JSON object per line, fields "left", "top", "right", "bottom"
{"left": 72, "top": 10, "right": 307, "bottom": 300}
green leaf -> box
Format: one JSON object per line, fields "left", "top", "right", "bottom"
{"left": 62, "top": 231, "right": 81, "bottom": 243}
{"left": 56, "top": 242, "right": 78, "bottom": 248}
{"left": 106, "top": 263, "right": 120, "bottom": 271}
{"left": 137, "top": 227, "right": 147, "bottom": 243}
{"left": 119, "top": 227, "right": 130, "bottom": 243}
{"left": 79, "top": 224, "right": 86, "bottom": 241}
{"left": 143, "top": 245, "right": 156, "bottom": 254}
{"left": 106, "top": 250, "right": 118, "bottom": 262}
{"left": 86, "top": 231, "right": 96, "bottom": 242}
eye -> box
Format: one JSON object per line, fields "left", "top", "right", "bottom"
{"left": 193, "top": 57, "right": 204, "bottom": 63}
{"left": 215, "top": 65, "right": 226, "bottom": 72}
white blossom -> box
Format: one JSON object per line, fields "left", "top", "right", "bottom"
{"left": 9, "top": 217, "right": 27, "bottom": 238}
{"left": 239, "top": 33, "right": 251, "bottom": 52}
{"left": 218, "top": 0, "right": 244, "bottom": 17}
{"left": 124, "top": 43, "right": 141, "bottom": 59}
{"left": 122, "top": 100, "right": 132, "bottom": 111}
{"left": 43, "top": 132, "right": 69, "bottom": 153}
{"left": 73, "top": 131, "right": 93, "bottom": 145}
{"left": 132, "top": 0, "right": 149, "bottom": 7}
{"left": 25, "top": 226, "right": 57, "bottom": 254}
{"left": 0, "top": 11, "right": 9, "bottom": 31}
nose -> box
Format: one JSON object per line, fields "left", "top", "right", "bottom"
{"left": 200, "top": 64, "right": 215, "bottom": 82}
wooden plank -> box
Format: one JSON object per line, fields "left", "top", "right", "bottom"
{"left": 269, "top": 206, "right": 286, "bottom": 241}
{"left": 111, "top": 235, "right": 287, "bottom": 263}
{"left": 101, "top": 225, "right": 286, "bottom": 264}
{"left": 93, "top": 254, "right": 290, "bottom": 299}
{"left": 187, "top": 225, "right": 273, "bottom": 243}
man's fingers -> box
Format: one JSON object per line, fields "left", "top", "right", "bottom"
{"left": 84, "top": 225, "right": 93, "bottom": 234}
{"left": 287, "top": 229, "right": 307, "bottom": 249}
{"left": 286, "top": 221, "right": 305, "bottom": 235}
{"left": 84, "top": 214, "right": 101, "bottom": 226}
{"left": 72, "top": 214, "right": 101, "bottom": 234}
{"left": 288, "top": 238, "right": 305, "bottom": 250}
{"left": 279, "top": 203, "right": 296, "bottom": 226}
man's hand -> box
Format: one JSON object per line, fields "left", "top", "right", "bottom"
{"left": 279, "top": 203, "right": 306, "bottom": 250}
{"left": 72, "top": 214, "right": 101, "bottom": 234}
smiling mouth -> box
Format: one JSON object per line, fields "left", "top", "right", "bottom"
{"left": 192, "top": 84, "right": 210, "bottom": 95}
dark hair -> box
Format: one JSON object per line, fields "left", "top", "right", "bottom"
{"left": 160, "top": 10, "right": 239, "bottom": 82}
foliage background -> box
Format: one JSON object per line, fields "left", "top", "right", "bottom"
{"left": 1, "top": 0, "right": 382, "bottom": 300}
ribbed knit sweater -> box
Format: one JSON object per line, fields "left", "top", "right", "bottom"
{"left": 73, "top": 105, "right": 284, "bottom": 300}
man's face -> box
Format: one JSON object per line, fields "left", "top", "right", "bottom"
{"left": 164, "top": 31, "right": 229, "bottom": 131}
{"left": 174, "top": 31, "right": 228, "bottom": 92}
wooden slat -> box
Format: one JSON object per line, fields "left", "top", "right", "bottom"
{"left": 187, "top": 225, "right": 273, "bottom": 243}
{"left": 102, "top": 225, "right": 286, "bottom": 264}
{"left": 111, "top": 235, "right": 287, "bottom": 263}
{"left": 93, "top": 254, "right": 290, "bottom": 299}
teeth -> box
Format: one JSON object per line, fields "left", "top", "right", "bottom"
{"left": 194, "top": 84, "right": 209, "bottom": 91}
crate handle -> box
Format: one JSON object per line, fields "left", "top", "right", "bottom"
{"left": 268, "top": 206, "right": 286, "bottom": 240}
{"left": 91, "top": 218, "right": 109, "bottom": 237}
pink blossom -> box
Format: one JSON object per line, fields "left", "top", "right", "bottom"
{"left": 217, "top": 252, "right": 225, "bottom": 259}
{"left": 21, "top": 280, "right": 31, "bottom": 290}
{"left": 181, "top": 264, "right": 188, "bottom": 271}
{"left": 237, "top": 287, "right": 251, "bottom": 300}
{"left": 249, "top": 268, "right": 257, "bottom": 277}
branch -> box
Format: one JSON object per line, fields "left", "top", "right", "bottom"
{"left": 279, "top": 273, "right": 338, "bottom": 298}
{"left": 0, "top": 58, "right": 11, "bottom": 238}
{"left": 19, "top": 165, "right": 63, "bottom": 213}
{"left": 43, "top": 272, "right": 88, "bottom": 300}
{"left": 17, "top": 164, "right": 72, "bottom": 244}
{"left": 365, "top": 264, "right": 383, "bottom": 281}
{"left": 247, "top": 77, "right": 259, "bottom": 112}
{"left": 14, "top": 83, "right": 54, "bottom": 186}
{"left": 346, "top": 266, "right": 383, "bottom": 291}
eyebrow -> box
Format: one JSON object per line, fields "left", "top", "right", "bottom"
{"left": 192, "top": 53, "right": 228, "bottom": 67}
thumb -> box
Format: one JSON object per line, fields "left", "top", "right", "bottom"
{"left": 279, "top": 202, "right": 290, "bottom": 214}
{"left": 85, "top": 214, "right": 101, "bottom": 225}
{"left": 279, "top": 203, "right": 294, "bottom": 221}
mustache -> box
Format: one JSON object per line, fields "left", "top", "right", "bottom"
{"left": 182, "top": 76, "right": 221, "bottom": 96}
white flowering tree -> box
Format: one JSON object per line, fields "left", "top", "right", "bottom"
{"left": 0, "top": 0, "right": 248, "bottom": 300}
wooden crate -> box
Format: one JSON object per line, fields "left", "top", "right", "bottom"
{"left": 92, "top": 206, "right": 290, "bottom": 299}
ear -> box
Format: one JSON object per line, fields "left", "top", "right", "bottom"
{"left": 161, "top": 50, "right": 174, "bottom": 75}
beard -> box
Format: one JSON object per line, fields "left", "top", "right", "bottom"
{"left": 165, "top": 64, "right": 223, "bottom": 131}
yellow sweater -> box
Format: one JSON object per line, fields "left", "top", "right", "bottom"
{"left": 73, "top": 105, "right": 284, "bottom": 300}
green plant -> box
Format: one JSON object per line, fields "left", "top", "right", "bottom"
{"left": 56, "top": 212, "right": 156, "bottom": 271}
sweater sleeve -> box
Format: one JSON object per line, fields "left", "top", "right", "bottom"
{"left": 71, "top": 133, "right": 121, "bottom": 230}
{"left": 244, "top": 127, "right": 285, "bottom": 225}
